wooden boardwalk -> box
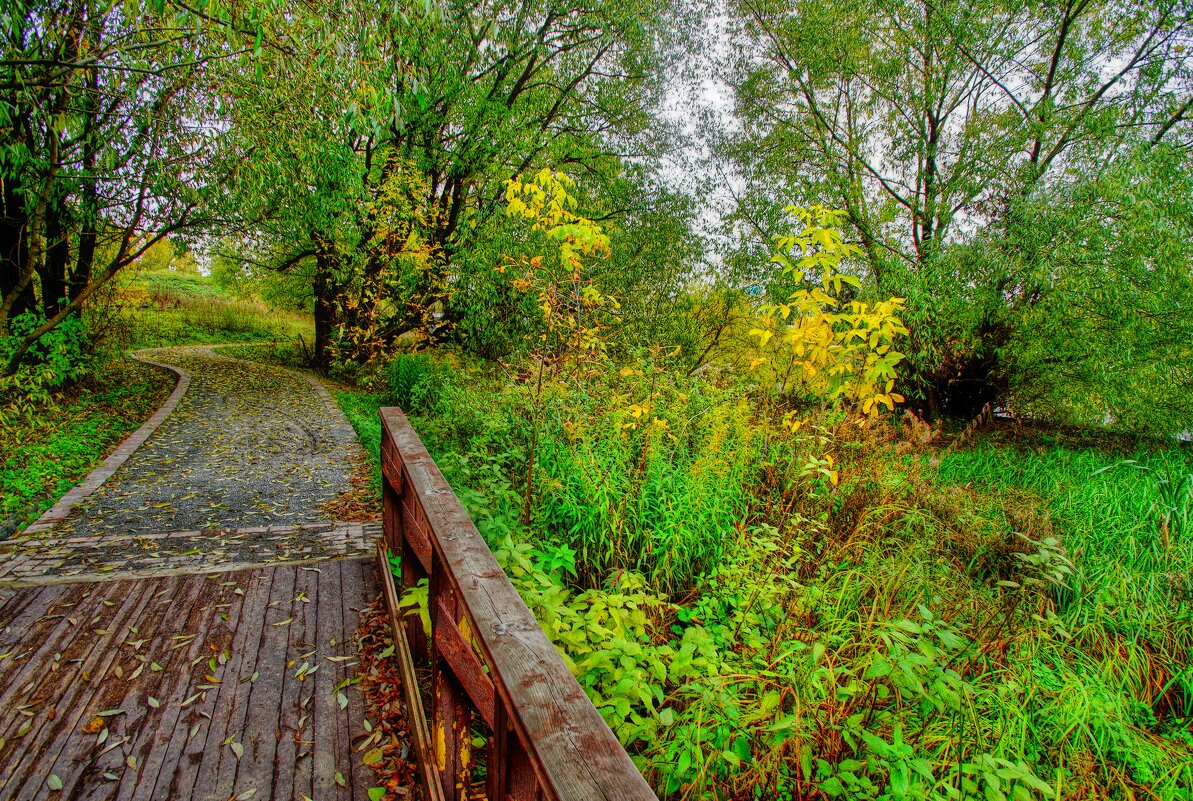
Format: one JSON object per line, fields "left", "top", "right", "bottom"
{"left": 0, "top": 558, "right": 378, "bottom": 801}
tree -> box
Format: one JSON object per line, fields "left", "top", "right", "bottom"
{"left": 213, "top": 0, "right": 671, "bottom": 367}
{"left": 722, "top": 0, "right": 1193, "bottom": 419}
{"left": 0, "top": 0, "right": 250, "bottom": 377}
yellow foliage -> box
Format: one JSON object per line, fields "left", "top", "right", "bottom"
{"left": 753, "top": 205, "right": 909, "bottom": 417}
{"left": 504, "top": 169, "right": 617, "bottom": 359}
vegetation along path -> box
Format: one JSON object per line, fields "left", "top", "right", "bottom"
{"left": 0, "top": 347, "right": 384, "bottom": 800}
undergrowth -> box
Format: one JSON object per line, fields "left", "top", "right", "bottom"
{"left": 326, "top": 348, "right": 1193, "bottom": 799}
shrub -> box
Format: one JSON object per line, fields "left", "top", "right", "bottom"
{"left": 383, "top": 352, "right": 439, "bottom": 414}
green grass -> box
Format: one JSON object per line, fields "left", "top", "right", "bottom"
{"left": 354, "top": 350, "right": 1193, "bottom": 800}
{"left": 121, "top": 269, "right": 311, "bottom": 348}
{"left": 335, "top": 390, "right": 384, "bottom": 495}
{"left": 126, "top": 294, "right": 310, "bottom": 348}
{"left": 0, "top": 357, "right": 172, "bottom": 532}
{"left": 134, "top": 269, "right": 230, "bottom": 301}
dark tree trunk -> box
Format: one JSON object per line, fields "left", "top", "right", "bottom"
{"left": 0, "top": 175, "right": 36, "bottom": 323}
{"left": 72, "top": 60, "right": 99, "bottom": 303}
{"left": 312, "top": 237, "right": 337, "bottom": 372}
{"left": 40, "top": 197, "right": 70, "bottom": 317}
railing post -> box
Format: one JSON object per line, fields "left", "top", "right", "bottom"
{"left": 430, "top": 555, "right": 473, "bottom": 800}
{"left": 488, "top": 703, "right": 539, "bottom": 801}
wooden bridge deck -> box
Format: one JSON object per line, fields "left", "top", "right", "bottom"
{"left": 0, "top": 557, "right": 378, "bottom": 801}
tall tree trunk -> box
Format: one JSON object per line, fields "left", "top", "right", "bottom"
{"left": 0, "top": 175, "right": 36, "bottom": 327}
{"left": 40, "top": 196, "right": 70, "bottom": 317}
{"left": 71, "top": 39, "right": 100, "bottom": 304}
{"left": 312, "top": 236, "right": 337, "bottom": 372}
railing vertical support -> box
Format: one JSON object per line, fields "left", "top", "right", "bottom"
{"left": 430, "top": 556, "right": 472, "bottom": 800}
{"left": 488, "top": 703, "right": 539, "bottom": 801}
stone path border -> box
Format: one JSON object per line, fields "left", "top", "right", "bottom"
{"left": 23, "top": 350, "right": 192, "bottom": 536}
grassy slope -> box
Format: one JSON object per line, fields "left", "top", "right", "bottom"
{"left": 126, "top": 269, "right": 311, "bottom": 347}
{"left": 1, "top": 358, "right": 172, "bottom": 530}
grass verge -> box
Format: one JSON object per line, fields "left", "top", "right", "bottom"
{"left": 0, "top": 357, "right": 173, "bottom": 533}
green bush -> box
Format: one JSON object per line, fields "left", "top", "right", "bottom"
{"left": 383, "top": 352, "right": 439, "bottom": 414}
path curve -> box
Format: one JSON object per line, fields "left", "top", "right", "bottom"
{"left": 24, "top": 349, "right": 193, "bottom": 535}
{"left": 2, "top": 345, "right": 377, "bottom": 585}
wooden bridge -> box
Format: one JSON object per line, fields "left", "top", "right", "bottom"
{"left": 0, "top": 406, "right": 657, "bottom": 800}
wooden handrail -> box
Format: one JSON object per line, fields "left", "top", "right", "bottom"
{"left": 377, "top": 407, "right": 659, "bottom": 801}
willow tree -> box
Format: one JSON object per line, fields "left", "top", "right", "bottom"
{"left": 723, "top": 0, "right": 1193, "bottom": 422}
{"left": 0, "top": 0, "right": 255, "bottom": 377}
{"left": 215, "top": 0, "right": 670, "bottom": 367}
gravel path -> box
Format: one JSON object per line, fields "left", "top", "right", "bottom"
{"left": 1, "top": 346, "right": 376, "bottom": 584}
{"left": 51, "top": 346, "right": 360, "bottom": 536}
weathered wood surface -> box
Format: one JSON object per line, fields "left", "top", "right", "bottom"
{"left": 0, "top": 559, "right": 377, "bottom": 801}
{"left": 380, "top": 407, "right": 659, "bottom": 801}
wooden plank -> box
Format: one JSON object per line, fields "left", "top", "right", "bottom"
{"left": 152, "top": 569, "right": 270, "bottom": 801}
{"left": 0, "top": 583, "right": 64, "bottom": 648}
{"left": 273, "top": 563, "right": 318, "bottom": 801}
{"left": 382, "top": 436, "right": 404, "bottom": 497}
{"left": 341, "top": 557, "right": 379, "bottom": 800}
{"left": 381, "top": 408, "right": 657, "bottom": 801}
{"left": 0, "top": 582, "right": 109, "bottom": 721}
{"left": 400, "top": 489, "right": 433, "bottom": 574}
{"left": 207, "top": 565, "right": 297, "bottom": 801}
{"left": 175, "top": 568, "right": 279, "bottom": 801}
{"left": 130, "top": 572, "right": 246, "bottom": 801}
{"left": 0, "top": 576, "right": 160, "bottom": 799}
{"left": 74, "top": 573, "right": 212, "bottom": 801}
{"left": 0, "top": 584, "right": 67, "bottom": 702}
{"left": 430, "top": 562, "right": 473, "bottom": 800}
{"left": 434, "top": 596, "right": 496, "bottom": 729}
{"left": 311, "top": 560, "right": 351, "bottom": 801}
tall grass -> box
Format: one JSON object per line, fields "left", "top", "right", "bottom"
{"left": 536, "top": 385, "right": 759, "bottom": 594}
{"left": 126, "top": 293, "right": 310, "bottom": 347}
{"left": 336, "top": 348, "right": 1193, "bottom": 799}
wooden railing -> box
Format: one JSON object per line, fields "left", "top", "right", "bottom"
{"left": 376, "top": 408, "right": 659, "bottom": 801}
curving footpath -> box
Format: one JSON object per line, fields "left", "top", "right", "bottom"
{"left": 2, "top": 345, "right": 379, "bottom": 582}
{"left": 0, "top": 346, "right": 383, "bottom": 801}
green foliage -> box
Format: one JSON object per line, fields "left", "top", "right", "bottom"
{"left": 0, "top": 312, "right": 92, "bottom": 405}
{"left": 533, "top": 368, "right": 759, "bottom": 594}
{"left": 363, "top": 346, "right": 1193, "bottom": 800}
{"left": 723, "top": 0, "right": 1193, "bottom": 423}
{"left": 0, "top": 357, "right": 171, "bottom": 528}
{"left": 383, "top": 352, "right": 439, "bottom": 414}
{"left": 335, "top": 390, "right": 384, "bottom": 495}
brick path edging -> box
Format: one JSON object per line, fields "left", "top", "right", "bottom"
{"left": 22, "top": 350, "right": 192, "bottom": 535}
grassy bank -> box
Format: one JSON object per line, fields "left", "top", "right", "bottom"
{"left": 0, "top": 357, "right": 173, "bottom": 532}
{"left": 125, "top": 270, "right": 310, "bottom": 347}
